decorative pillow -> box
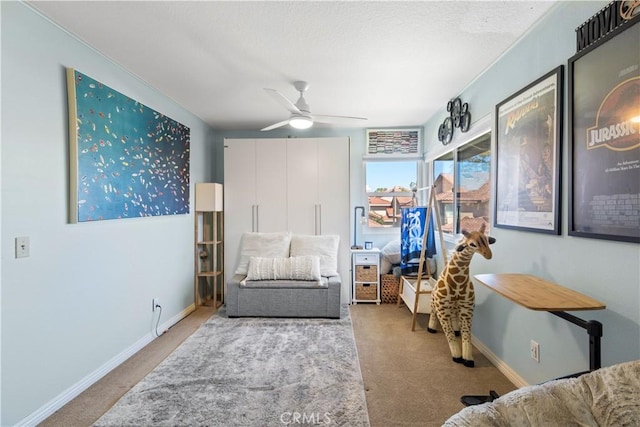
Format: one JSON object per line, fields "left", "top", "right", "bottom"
{"left": 289, "top": 234, "right": 340, "bottom": 277}
{"left": 382, "top": 239, "right": 401, "bottom": 264}
{"left": 380, "top": 258, "right": 393, "bottom": 275}
{"left": 381, "top": 239, "right": 402, "bottom": 274}
{"left": 246, "top": 256, "right": 321, "bottom": 281}
{"left": 234, "top": 232, "right": 292, "bottom": 275}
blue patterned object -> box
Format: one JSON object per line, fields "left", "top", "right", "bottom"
{"left": 400, "top": 207, "right": 436, "bottom": 276}
{"left": 70, "top": 70, "right": 190, "bottom": 222}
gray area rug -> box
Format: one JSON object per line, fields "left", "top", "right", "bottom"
{"left": 94, "top": 306, "right": 370, "bottom": 426}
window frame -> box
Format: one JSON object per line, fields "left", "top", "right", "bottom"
{"left": 426, "top": 115, "right": 492, "bottom": 240}
{"left": 363, "top": 158, "right": 424, "bottom": 232}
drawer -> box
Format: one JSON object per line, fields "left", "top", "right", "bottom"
{"left": 355, "top": 265, "right": 378, "bottom": 282}
{"left": 355, "top": 283, "right": 377, "bottom": 300}
{"left": 354, "top": 254, "right": 377, "bottom": 264}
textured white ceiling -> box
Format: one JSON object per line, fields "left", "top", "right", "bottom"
{"left": 28, "top": 1, "right": 558, "bottom": 131}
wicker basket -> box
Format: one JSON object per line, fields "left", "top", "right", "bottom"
{"left": 355, "top": 265, "right": 378, "bottom": 282}
{"left": 381, "top": 274, "right": 400, "bottom": 303}
{"left": 355, "top": 283, "right": 377, "bottom": 300}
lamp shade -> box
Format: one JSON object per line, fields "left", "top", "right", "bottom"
{"left": 195, "top": 183, "right": 223, "bottom": 211}
{"left": 289, "top": 116, "right": 313, "bottom": 129}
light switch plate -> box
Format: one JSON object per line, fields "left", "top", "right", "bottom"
{"left": 16, "top": 236, "right": 30, "bottom": 258}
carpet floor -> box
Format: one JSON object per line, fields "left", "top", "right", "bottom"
{"left": 93, "top": 306, "right": 369, "bottom": 426}
{"left": 40, "top": 303, "right": 517, "bottom": 426}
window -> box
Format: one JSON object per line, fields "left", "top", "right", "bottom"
{"left": 365, "top": 160, "right": 420, "bottom": 228}
{"left": 432, "top": 132, "right": 491, "bottom": 235}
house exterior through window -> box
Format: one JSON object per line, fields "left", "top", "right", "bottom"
{"left": 365, "top": 160, "right": 420, "bottom": 228}
{"left": 432, "top": 131, "right": 491, "bottom": 235}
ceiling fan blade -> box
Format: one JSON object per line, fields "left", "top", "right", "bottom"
{"left": 260, "top": 119, "right": 290, "bottom": 132}
{"left": 264, "top": 88, "right": 300, "bottom": 114}
{"left": 313, "top": 114, "right": 368, "bottom": 124}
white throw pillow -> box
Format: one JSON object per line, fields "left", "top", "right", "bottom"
{"left": 290, "top": 234, "right": 340, "bottom": 277}
{"left": 381, "top": 239, "right": 401, "bottom": 265}
{"left": 246, "top": 256, "right": 321, "bottom": 281}
{"left": 381, "top": 239, "right": 402, "bottom": 274}
{"left": 235, "top": 232, "right": 292, "bottom": 275}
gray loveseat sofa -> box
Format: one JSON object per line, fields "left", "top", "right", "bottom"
{"left": 225, "top": 232, "right": 342, "bottom": 318}
{"left": 227, "top": 274, "right": 341, "bottom": 318}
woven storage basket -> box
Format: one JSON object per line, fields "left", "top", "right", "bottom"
{"left": 381, "top": 274, "right": 400, "bottom": 303}
{"left": 355, "top": 265, "right": 378, "bottom": 282}
{"left": 355, "top": 283, "right": 377, "bottom": 300}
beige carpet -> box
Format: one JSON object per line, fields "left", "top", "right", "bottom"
{"left": 40, "top": 303, "right": 515, "bottom": 427}
{"left": 350, "top": 303, "right": 516, "bottom": 427}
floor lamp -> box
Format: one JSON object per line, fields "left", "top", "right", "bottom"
{"left": 195, "top": 183, "right": 224, "bottom": 307}
{"left": 351, "top": 206, "right": 365, "bottom": 249}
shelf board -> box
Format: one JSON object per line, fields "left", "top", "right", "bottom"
{"left": 197, "top": 271, "right": 223, "bottom": 277}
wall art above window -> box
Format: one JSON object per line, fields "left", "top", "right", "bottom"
{"left": 365, "top": 128, "right": 421, "bottom": 158}
{"left": 438, "top": 97, "right": 471, "bottom": 145}
{"left": 66, "top": 68, "right": 190, "bottom": 223}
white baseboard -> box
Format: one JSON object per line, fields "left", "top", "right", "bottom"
{"left": 472, "top": 335, "right": 529, "bottom": 388}
{"left": 17, "top": 303, "right": 196, "bottom": 427}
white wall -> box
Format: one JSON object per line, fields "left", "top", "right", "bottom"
{"left": 423, "top": 1, "right": 640, "bottom": 384}
{"left": 1, "top": 3, "right": 216, "bottom": 425}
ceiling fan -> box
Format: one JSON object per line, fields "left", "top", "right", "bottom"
{"left": 261, "top": 81, "right": 367, "bottom": 131}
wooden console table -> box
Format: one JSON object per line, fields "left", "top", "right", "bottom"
{"left": 474, "top": 273, "right": 606, "bottom": 371}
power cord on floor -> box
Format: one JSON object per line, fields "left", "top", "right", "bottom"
{"left": 154, "top": 303, "right": 166, "bottom": 337}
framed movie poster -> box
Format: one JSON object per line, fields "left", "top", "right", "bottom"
{"left": 494, "top": 66, "right": 563, "bottom": 234}
{"left": 568, "top": 20, "right": 640, "bottom": 243}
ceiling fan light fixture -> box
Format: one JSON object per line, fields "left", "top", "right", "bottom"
{"left": 289, "top": 115, "right": 313, "bottom": 129}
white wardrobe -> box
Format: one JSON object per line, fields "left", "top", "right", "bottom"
{"left": 224, "top": 137, "right": 351, "bottom": 302}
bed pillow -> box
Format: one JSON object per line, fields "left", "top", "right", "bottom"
{"left": 235, "top": 232, "right": 292, "bottom": 275}
{"left": 289, "top": 234, "right": 340, "bottom": 277}
{"left": 246, "top": 256, "right": 321, "bottom": 281}
{"left": 381, "top": 239, "right": 402, "bottom": 274}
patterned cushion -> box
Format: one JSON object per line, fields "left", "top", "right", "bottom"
{"left": 234, "top": 232, "right": 292, "bottom": 275}
{"left": 246, "top": 256, "right": 321, "bottom": 281}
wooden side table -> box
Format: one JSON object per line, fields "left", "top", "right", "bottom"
{"left": 351, "top": 249, "right": 381, "bottom": 304}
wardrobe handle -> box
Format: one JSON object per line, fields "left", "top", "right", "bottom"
{"left": 252, "top": 205, "right": 259, "bottom": 232}
{"left": 315, "top": 204, "right": 322, "bottom": 235}
{"left": 254, "top": 205, "right": 260, "bottom": 231}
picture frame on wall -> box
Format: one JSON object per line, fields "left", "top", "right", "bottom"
{"left": 494, "top": 66, "right": 563, "bottom": 234}
{"left": 66, "top": 68, "right": 191, "bottom": 223}
{"left": 568, "top": 19, "right": 640, "bottom": 243}
{"left": 365, "top": 128, "right": 421, "bottom": 158}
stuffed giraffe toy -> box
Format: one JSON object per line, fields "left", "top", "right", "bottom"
{"left": 427, "top": 223, "right": 496, "bottom": 367}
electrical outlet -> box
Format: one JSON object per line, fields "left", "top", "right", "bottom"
{"left": 152, "top": 298, "right": 160, "bottom": 312}
{"left": 530, "top": 340, "right": 540, "bottom": 362}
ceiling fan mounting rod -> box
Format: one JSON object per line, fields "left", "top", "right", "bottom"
{"left": 293, "top": 81, "right": 309, "bottom": 93}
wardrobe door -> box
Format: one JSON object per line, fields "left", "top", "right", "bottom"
{"left": 224, "top": 138, "right": 257, "bottom": 276}
{"left": 317, "top": 137, "right": 351, "bottom": 302}
{"left": 317, "top": 137, "right": 349, "bottom": 236}
{"left": 255, "top": 139, "right": 287, "bottom": 232}
{"left": 286, "top": 138, "right": 319, "bottom": 235}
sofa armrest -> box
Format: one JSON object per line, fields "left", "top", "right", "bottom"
{"left": 226, "top": 274, "right": 246, "bottom": 317}
{"left": 325, "top": 275, "right": 341, "bottom": 318}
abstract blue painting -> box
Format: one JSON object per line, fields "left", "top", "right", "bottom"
{"left": 66, "top": 69, "right": 190, "bottom": 223}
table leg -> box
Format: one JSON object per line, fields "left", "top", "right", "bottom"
{"left": 550, "top": 311, "right": 603, "bottom": 371}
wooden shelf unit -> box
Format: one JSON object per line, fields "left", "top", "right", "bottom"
{"left": 195, "top": 183, "right": 224, "bottom": 308}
